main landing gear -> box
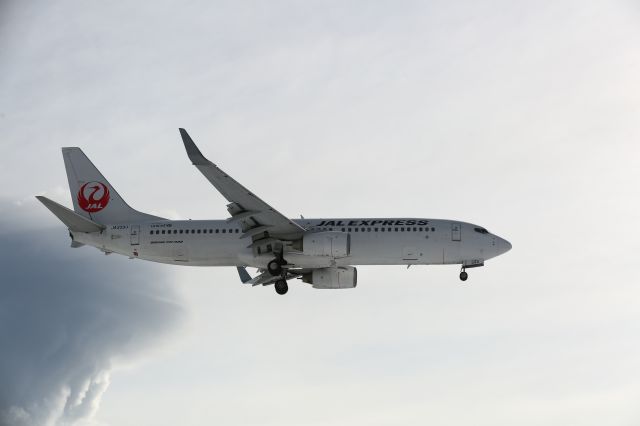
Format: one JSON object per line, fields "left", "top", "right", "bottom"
{"left": 267, "top": 259, "right": 282, "bottom": 276}
{"left": 274, "top": 279, "right": 288, "bottom": 295}
{"left": 268, "top": 251, "right": 287, "bottom": 276}
{"left": 268, "top": 253, "right": 289, "bottom": 295}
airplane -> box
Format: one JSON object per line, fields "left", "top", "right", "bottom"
{"left": 37, "top": 129, "right": 512, "bottom": 295}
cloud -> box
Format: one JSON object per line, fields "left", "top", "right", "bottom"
{"left": 0, "top": 201, "right": 183, "bottom": 426}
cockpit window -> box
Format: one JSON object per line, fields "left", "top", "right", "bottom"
{"left": 474, "top": 227, "right": 489, "bottom": 234}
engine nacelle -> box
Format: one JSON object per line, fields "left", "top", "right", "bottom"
{"left": 302, "top": 266, "right": 357, "bottom": 289}
{"left": 302, "top": 232, "right": 350, "bottom": 258}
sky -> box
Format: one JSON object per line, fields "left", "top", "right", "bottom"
{"left": 1, "top": 0, "right": 640, "bottom": 425}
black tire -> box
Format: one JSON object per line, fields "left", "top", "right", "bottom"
{"left": 267, "top": 259, "right": 282, "bottom": 276}
{"left": 459, "top": 271, "right": 468, "bottom": 281}
{"left": 275, "top": 280, "right": 288, "bottom": 295}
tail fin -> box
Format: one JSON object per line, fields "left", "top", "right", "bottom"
{"left": 62, "top": 147, "right": 162, "bottom": 224}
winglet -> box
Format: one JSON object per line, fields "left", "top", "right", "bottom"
{"left": 179, "top": 128, "right": 210, "bottom": 165}
{"left": 237, "top": 266, "right": 252, "bottom": 284}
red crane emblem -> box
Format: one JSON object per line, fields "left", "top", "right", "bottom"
{"left": 77, "top": 182, "right": 110, "bottom": 213}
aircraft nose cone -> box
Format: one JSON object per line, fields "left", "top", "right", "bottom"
{"left": 498, "top": 237, "right": 512, "bottom": 255}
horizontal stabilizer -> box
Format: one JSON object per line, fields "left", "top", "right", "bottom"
{"left": 36, "top": 196, "right": 105, "bottom": 233}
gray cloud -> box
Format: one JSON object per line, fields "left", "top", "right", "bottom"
{"left": 0, "top": 201, "right": 183, "bottom": 426}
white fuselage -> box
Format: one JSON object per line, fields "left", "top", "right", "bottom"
{"left": 74, "top": 218, "right": 512, "bottom": 269}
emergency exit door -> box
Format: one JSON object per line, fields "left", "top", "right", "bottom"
{"left": 130, "top": 225, "right": 140, "bottom": 245}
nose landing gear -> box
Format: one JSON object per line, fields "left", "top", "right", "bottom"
{"left": 460, "top": 260, "right": 484, "bottom": 281}
{"left": 459, "top": 262, "right": 483, "bottom": 281}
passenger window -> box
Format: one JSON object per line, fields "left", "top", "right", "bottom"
{"left": 161, "top": 230, "right": 165, "bottom": 234}
{"left": 367, "top": 228, "right": 371, "bottom": 232}
{"left": 394, "top": 228, "right": 398, "bottom": 232}
{"left": 374, "top": 228, "right": 378, "bottom": 232}
{"left": 341, "top": 228, "right": 345, "bottom": 232}
{"left": 222, "top": 229, "right": 226, "bottom": 233}
{"left": 381, "top": 228, "right": 385, "bottom": 232}
{"left": 215, "top": 229, "right": 219, "bottom": 233}
{"left": 354, "top": 228, "right": 358, "bottom": 232}
{"left": 419, "top": 227, "right": 423, "bottom": 232}
{"left": 235, "top": 229, "right": 239, "bottom": 233}
{"left": 179, "top": 230, "right": 183, "bottom": 234}
{"left": 431, "top": 227, "right": 435, "bottom": 231}
{"left": 413, "top": 227, "right": 417, "bottom": 232}
{"left": 191, "top": 230, "right": 195, "bottom": 234}
{"left": 348, "top": 228, "right": 351, "bottom": 232}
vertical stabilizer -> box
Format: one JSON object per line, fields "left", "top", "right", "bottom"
{"left": 62, "top": 147, "right": 162, "bottom": 224}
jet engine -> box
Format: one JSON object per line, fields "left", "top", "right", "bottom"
{"left": 302, "top": 266, "right": 357, "bottom": 289}
{"left": 302, "top": 232, "right": 350, "bottom": 258}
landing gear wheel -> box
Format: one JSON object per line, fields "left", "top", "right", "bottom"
{"left": 459, "top": 271, "right": 468, "bottom": 281}
{"left": 267, "top": 259, "right": 282, "bottom": 276}
{"left": 274, "top": 280, "right": 288, "bottom": 295}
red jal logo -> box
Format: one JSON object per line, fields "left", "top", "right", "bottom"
{"left": 78, "top": 182, "right": 110, "bottom": 213}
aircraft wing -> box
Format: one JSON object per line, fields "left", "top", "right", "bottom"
{"left": 179, "top": 129, "right": 306, "bottom": 241}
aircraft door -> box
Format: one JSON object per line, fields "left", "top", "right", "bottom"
{"left": 451, "top": 223, "right": 461, "bottom": 241}
{"left": 130, "top": 225, "right": 140, "bottom": 245}
{"left": 444, "top": 223, "right": 462, "bottom": 263}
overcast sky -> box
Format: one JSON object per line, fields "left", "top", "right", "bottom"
{"left": 2, "top": 1, "right": 640, "bottom": 425}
